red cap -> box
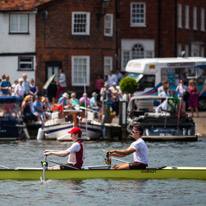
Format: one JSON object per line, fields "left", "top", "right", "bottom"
{"left": 68, "top": 127, "right": 82, "bottom": 134}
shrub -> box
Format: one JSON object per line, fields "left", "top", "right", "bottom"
{"left": 119, "top": 77, "right": 138, "bottom": 94}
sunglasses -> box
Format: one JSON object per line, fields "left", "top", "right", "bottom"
{"left": 132, "top": 130, "right": 139, "bottom": 134}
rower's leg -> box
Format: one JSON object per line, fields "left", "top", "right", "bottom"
{"left": 111, "top": 163, "right": 129, "bottom": 170}
{"left": 48, "top": 165, "right": 61, "bottom": 170}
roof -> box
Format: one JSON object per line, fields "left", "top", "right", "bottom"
{"left": 0, "top": 0, "right": 54, "bottom": 11}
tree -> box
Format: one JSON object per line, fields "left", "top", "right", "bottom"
{"left": 119, "top": 77, "right": 138, "bottom": 94}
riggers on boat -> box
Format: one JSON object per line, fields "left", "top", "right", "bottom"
{"left": 0, "top": 166, "right": 206, "bottom": 180}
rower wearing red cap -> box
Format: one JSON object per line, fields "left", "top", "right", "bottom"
{"left": 44, "top": 127, "right": 84, "bottom": 170}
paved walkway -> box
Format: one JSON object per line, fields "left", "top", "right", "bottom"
{"left": 190, "top": 112, "right": 206, "bottom": 136}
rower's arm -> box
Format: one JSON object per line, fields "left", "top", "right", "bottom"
{"left": 108, "top": 148, "right": 135, "bottom": 157}
{"left": 44, "top": 150, "right": 69, "bottom": 157}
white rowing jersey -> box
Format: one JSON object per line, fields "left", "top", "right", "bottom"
{"left": 128, "top": 138, "right": 148, "bottom": 165}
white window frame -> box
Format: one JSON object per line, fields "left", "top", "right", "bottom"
{"left": 193, "top": 7, "right": 197, "bottom": 30}
{"left": 201, "top": 8, "right": 205, "bottom": 31}
{"left": 72, "top": 12, "right": 90, "bottom": 35}
{"left": 178, "top": 4, "right": 182, "bottom": 28}
{"left": 177, "top": 44, "right": 182, "bottom": 57}
{"left": 9, "top": 13, "right": 29, "bottom": 33}
{"left": 18, "top": 56, "right": 34, "bottom": 71}
{"left": 185, "top": 5, "right": 189, "bottom": 29}
{"left": 104, "top": 14, "right": 113, "bottom": 37}
{"left": 104, "top": 56, "right": 113, "bottom": 76}
{"left": 185, "top": 44, "right": 189, "bottom": 57}
{"left": 71, "top": 56, "right": 90, "bottom": 86}
{"left": 130, "top": 2, "right": 146, "bottom": 27}
{"left": 201, "top": 47, "right": 204, "bottom": 57}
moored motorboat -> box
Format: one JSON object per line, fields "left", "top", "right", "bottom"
{"left": 0, "top": 96, "right": 30, "bottom": 140}
{"left": 0, "top": 166, "right": 206, "bottom": 180}
{"left": 127, "top": 96, "right": 197, "bottom": 141}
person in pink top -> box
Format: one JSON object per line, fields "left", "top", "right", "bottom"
{"left": 95, "top": 75, "right": 103, "bottom": 100}
{"left": 188, "top": 80, "right": 199, "bottom": 117}
{"left": 44, "top": 127, "right": 84, "bottom": 170}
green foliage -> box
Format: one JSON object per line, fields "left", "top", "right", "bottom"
{"left": 119, "top": 77, "right": 138, "bottom": 94}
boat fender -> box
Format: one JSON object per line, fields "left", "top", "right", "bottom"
{"left": 37, "top": 127, "right": 44, "bottom": 140}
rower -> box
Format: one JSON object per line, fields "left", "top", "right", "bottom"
{"left": 44, "top": 127, "right": 84, "bottom": 170}
{"left": 106, "top": 124, "right": 148, "bottom": 169}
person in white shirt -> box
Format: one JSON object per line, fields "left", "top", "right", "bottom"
{"left": 56, "top": 68, "right": 67, "bottom": 99}
{"left": 44, "top": 127, "right": 84, "bottom": 170}
{"left": 108, "top": 71, "right": 117, "bottom": 87}
{"left": 176, "top": 79, "right": 188, "bottom": 112}
{"left": 15, "top": 78, "right": 25, "bottom": 98}
{"left": 106, "top": 124, "right": 148, "bottom": 169}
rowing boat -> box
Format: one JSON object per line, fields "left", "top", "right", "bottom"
{"left": 0, "top": 166, "right": 206, "bottom": 180}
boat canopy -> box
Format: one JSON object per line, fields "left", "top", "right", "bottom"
{"left": 0, "top": 96, "right": 23, "bottom": 103}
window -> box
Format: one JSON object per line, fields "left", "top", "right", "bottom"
{"left": 137, "top": 75, "right": 155, "bottom": 91}
{"left": 132, "top": 44, "right": 144, "bottom": 59}
{"left": 18, "top": 56, "right": 34, "bottom": 71}
{"left": 104, "top": 14, "right": 113, "bottom": 36}
{"left": 10, "top": 14, "right": 29, "bottom": 33}
{"left": 185, "top": 44, "right": 189, "bottom": 57}
{"left": 201, "top": 8, "right": 205, "bottom": 31}
{"left": 104, "top": 56, "right": 113, "bottom": 76}
{"left": 130, "top": 3, "right": 146, "bottom": 27}
{"left": 177, "top": 44, "right": 182, "bottom": 56}
{"left": 72, "top": 12, "right": 90, "bottom": 35}
{"left": 193, "top": 7, "right": 197, "bottom": 30}
{"left": 185, "top": 5, "right": 189, "bottom": 29}
{"left": 178, "top": 4, "right": 182, "bottom": 28}
{"left": 201, "top": 47, "right": 204, "bottom": 57}
{"left": 122, "top": 51, "right": 130, "bottom": 69}
{"left": 72, "top": 56, "right": 90, "bottom": 86}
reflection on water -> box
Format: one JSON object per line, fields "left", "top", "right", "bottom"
{"left": 0, "top": 139, "right": 206, "bottom": 205}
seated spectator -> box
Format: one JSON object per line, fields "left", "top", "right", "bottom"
{"left": 15, "top": 78, "right": 25, "bottom": 98}
{"left": 70, "top": 92, "right": 80, "bottom": 109}
{"left": 29, "top": 79, "right": 38, "bottom": 97}
{"left": 58, "top": 92, "right": 72, "bottom": 109}
{"left": 79, "top": 93, "right": 91, "bottom": 108}
{"left": 110, "top": 82, "right": 121, "bottom": 116}
{"left": 21, "top": 95, "right": 37, "bottom": 124}
{"left": 90, "top": 92, "right": 101, "bottom": 116}
{"left": 41, "top": 96, "right": 52, "bottom": 119}
{"left": 33, "top": 95, "right": 45, "bottom": 121}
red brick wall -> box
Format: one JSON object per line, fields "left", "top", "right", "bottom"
{"left": 36, "top": 0, "right": 116, "bottom": 92}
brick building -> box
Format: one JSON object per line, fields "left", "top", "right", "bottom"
{"left": 35, "top": 0, "right": 117, "bottom": 95}
{"left": 1, "top": 0, "right": 206, "bottom": 94}
{"left": 119, "top": 0, "right": 206, "bottom": 70}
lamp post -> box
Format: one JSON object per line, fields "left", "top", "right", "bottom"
{"left": 96, "top": 0, "right": 111, "bottom": 26}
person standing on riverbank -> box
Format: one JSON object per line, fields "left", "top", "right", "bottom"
{"left": 106, "top": 124, "right": 148, "bottom": 169}
{"left": 188, "top": 80, "right": 199, "bottom": 117}
{"left": 56, "top": 69, "right": 67, "bottom": 100}
{"left": 44, "top": 127, "right": 84, "bottom": 170}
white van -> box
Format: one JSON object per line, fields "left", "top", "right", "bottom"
{"left": 125, "top": 57, "right": 206, "bottom": 110}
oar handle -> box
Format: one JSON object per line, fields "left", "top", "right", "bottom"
{"left": 42, "top": 155, "right": 48, "bottom": 182}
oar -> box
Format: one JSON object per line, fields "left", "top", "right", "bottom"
{"left": 103, "top": 150, "right": 130, "bottom": 164}
{"left": 42, "top": 156, "right": 48, "bottom": 182}
{"left": 0, "top": 164, "right": 9, "bottom": 169}
{"left": 48, "top": 160, "right": 79, "bottom": 170}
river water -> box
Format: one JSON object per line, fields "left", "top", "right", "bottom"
{"left": 0, "top": 138, "right": 206, "bottom": 206}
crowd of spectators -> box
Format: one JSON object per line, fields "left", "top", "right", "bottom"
{"left": 0, "top": 69, "right": 124, "bottom": 124}
{"left": 157, "top": 78, "right": 206, "bottom": 118}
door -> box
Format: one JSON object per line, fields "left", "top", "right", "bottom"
{"left": 45, "top": 61, "right": 62, "bottom": 101}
